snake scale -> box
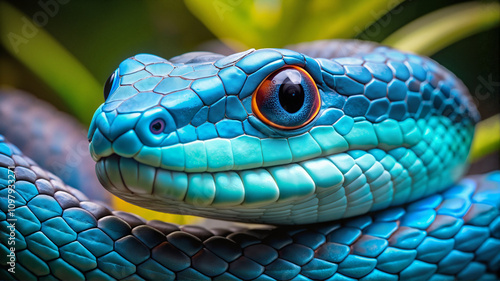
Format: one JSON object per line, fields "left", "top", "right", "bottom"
{"left": 1, "top": 40, "right": 499, "bottom": 280}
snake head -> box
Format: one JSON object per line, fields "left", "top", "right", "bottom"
{"left": 88, "top": 43, "right": 479, "bottom": 224}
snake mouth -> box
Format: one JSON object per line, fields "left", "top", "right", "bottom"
{"left": 95, "top": 153, "right": 344, "bottom": 210}
{"left": 98, "top": 144, "right": 406, "bottom": 225}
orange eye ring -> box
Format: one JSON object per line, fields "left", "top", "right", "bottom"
{"left": 251, "top": 66, "right": 321, "bottom": 130}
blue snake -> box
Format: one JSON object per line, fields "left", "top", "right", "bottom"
{"left": 1, "top": 40, "right": 499, "bottom": 280}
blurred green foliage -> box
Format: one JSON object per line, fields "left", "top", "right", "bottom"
{"left": 185, "top": 0, "right": 405, "bottom": 49}
{"left": 383, "top": 2, "right": 500, "bottom": 56}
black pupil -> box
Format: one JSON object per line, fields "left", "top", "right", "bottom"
{"left": 152, "top": 122, "right": 162, "bottom": 132}
{"left": 103, "top": 72, "right": 115, "bottom": 100}
{"left": 279, "top": 78, "right": 304, "bottom": 113}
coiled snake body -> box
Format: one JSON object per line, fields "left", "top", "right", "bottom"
{"left": 1, "top": 40, "right": 499, "bottom": 280}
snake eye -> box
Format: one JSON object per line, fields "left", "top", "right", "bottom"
{"left": 103, "top": 70, "right": 118, "bottom": 101}
{"left": 252, "top": 66, "right": 320, "bottom": 129}
{"left": 150, "top": 118, "right": 165, "bottom": 134}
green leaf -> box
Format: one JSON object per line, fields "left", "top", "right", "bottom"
{"left": 383, "top": 2, "right": 500, "bottom": 56}
{"left": 0, "top": 2, "right": 102, "bottom": 123}
{"left": 470, "top": 114, "right": 500, "bottom": 162}
{"left": 185, "top": 0, "right": 404, "bottom": 50}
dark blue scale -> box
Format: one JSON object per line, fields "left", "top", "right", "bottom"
{"left": 132, "top": 225, "right": 167, "bottom": 248}
{"left": 416, "top": 237, "right": 454, "bottom": 263}
{"left": 315, "top": 242, "right": 350, "bottom": 263}
{"left": 80, "top": 201, "right": 113, "bottom": 219}
{"left": 24, "top": 232, "right": 60, "bottom": 260}
{"left": 27, "top": 195, "right": 62, "bottom": 222}
{"left": 376, "top": 247, "right": 416, "bottom": 273}
{"left": 13, "top": 206, "right": 41, "bottom": 235}
{"left": 17, "top": 250, "right": 50, "bottom": 276}
{"left": 337, "top": 255, "right": 377, "bottom": 278}
{"left": 115, "top": 235, "right": 150, "bottom": 264}
{"left": 301, "top": 258, "right": 338, "bottom": 280}
{"left": 228, "top": 256, "right": 265, "bottom": 280}
{"left": 426, "top": 215, "right": 463, "bottom": 239}
{"left": 151, "top": 242, "right": 190, "bottom": 272}
{"left": 292, "top": 230, "right": 326, "bottom": 249}
{"left": 137, "top": 259, "right": 176, "bottom": 280}
{"left": 279, "top": 243, "right": 315, "bottom": 266}
{"left": 352, "top": 235, "right": 388, "bottom": 257}
{"left": 77, "top": 228, "right": 114, "bottom": 257}
{"left": 328, "top": 227, "right": 362, "bottom": 245}
{"left": 97, "top": 251, "right": 136, "bottom": 279}
{"left": 41, "top": 217, "right": 76, "bottom": 246}
{"left": 264, "top": 258, "right": 302, "bottom": 280}
{"left": 98, "top": 216, "right": 132, "bottom": 240}
{"left": 192, "top": 249, "right": 229, "bottom": 277}
{"left": 244, "top": 244, "right": 278, "bottom": 265}
{"left": 177, "top": 268, "right": 211, "bottom": 281}
{"left": 59, "top": 242, "right": 96, "bottom": 271}
{"left": 167, "top": 231, "right": 203, "bottom": 256}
